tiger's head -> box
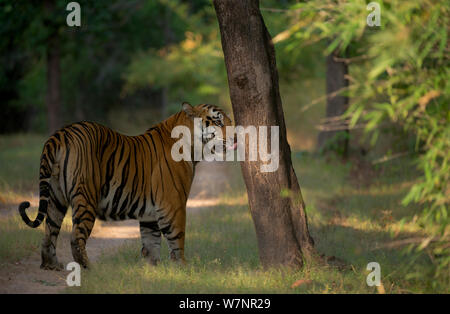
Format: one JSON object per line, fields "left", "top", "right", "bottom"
{"left": 181, "top": 102, "right": 236, "bottom": 155}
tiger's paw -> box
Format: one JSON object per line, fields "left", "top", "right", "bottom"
{"left": 170, "top": 251, "right": 187, "bottom": 266}
{"left": 71, "top": 240, "right": 90, "bottom": 269}
{"left": 142, "top": 247, "right": 160, "bottom": 266}
{"left": 145, "top": 258, "right": 160, "bottom": 266}
{"left": 40, "top": 261, "right": 64, "bottom": 271}
{"left": 171, "top": 259, "right": 187, "bottom": 267}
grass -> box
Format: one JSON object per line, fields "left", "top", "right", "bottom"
{"left": 0, "top": 133, "right": 73, "bottom": 263}
{"left": 0, "top": 211, "right": 43, "bottom": 263}
{"left": 0, "top": 133, "right": 447, "bottom": 293}
{"left": 0, "top": 207, "right": 72, "bottom": 263}
{"left": 0, "top": 134, "right": 45, "bottom": 263}
{"left": 68, "top": 153, "right": 446, "bottom": 293}
{"left": 0, "top": 133, "right": 46, "bottom": 192}
{"left": 68, "top": 203, "right": 374, "bottom": 294}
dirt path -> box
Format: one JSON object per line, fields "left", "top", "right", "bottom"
{"left": 0, "top": 161, "right": 235, "bottom": 294}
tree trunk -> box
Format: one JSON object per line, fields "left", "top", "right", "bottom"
{"left": 160, "top": 86, "right": 169, "bottom": 119}
{"left": 317, "top": 50, "right": 349, "bottom": 156}
{"left": 214, "top": 0, "right": 315, "bottom": 268}
{"left": 160, "top": 3, "right": 173, "bottom": 119}
{"left": 44, "top": 0, "right": 62, "bottom": 134}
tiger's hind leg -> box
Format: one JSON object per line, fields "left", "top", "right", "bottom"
{"left": 41, "top": 199, "right": 68, "bottom": 271}
{"left": 70, "top": 193, "right": 97, "bottom": 268}
{"left": 139, "top": 221, "right": 161, "bottom": 266}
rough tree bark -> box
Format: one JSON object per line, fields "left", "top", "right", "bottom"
{"left": 44, "top": 0, "right": 62, "bottom": 134}
{"left": 214, "top": 0, "right": 315, "bottom": 268}
{"left": 317, "top": 50, "right": 349, "bottom": 156}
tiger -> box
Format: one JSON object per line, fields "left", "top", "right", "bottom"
{"left": 18, "top": 102, "right": 234, "bottom": 269}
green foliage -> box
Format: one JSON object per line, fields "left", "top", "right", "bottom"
{"left": 0, "top": 0, "right": 209, "bottom": 131}
{"left": 319, "top": 132, "right": 350, "bottom": 157}
{"left": 278, "top": 0, "right": 449, "bottom": 280}
{"left": 124, "top": 29, "right": 228, "bottom": 111}
{"left": 123, "top": 0, "right": 327, "bottom": 114}
{"left": 260, "top": 0, "right": 327, "bottom": 82}
{"left": 1, "top": 0, "right": 326, "bottom": 131}
{"left": 59, "top": 0, "right": 193, "bottom": 120}
{"left": 123, "top": 3, "right": 229, "bottom": 112}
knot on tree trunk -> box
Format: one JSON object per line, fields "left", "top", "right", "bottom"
{"left": 234, "top": 74, "right": 249, "bottom": 90}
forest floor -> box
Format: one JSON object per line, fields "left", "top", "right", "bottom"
{"left": 0, "top": 134, "right": 447, "bottom": 293}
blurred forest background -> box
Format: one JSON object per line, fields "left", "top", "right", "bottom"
{"left": 1, "top": 0, "right": 328, "bottom": 145}
{"left": 0, "top": 0, "right": 448, "bottom": 292}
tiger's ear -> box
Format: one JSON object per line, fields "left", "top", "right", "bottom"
{"left": 182, "top": 102, "right": 196, "bottom": 118}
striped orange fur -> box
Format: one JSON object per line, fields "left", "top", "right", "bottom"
{"left": 19, "top": 102, "right": 233, "bottom": 269}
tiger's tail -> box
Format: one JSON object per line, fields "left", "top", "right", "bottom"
{"left": 19, "top": 141, "right": 56, "bottom": 228}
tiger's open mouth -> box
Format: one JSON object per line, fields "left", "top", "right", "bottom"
{"left": 224, "top": 134, "right": 237, "bottom": 151}
{"left": 214, "top": 136, "right": 237, "bottom": 153}
{"left": 226, "top": 141, "right": 237, "bottom": 151}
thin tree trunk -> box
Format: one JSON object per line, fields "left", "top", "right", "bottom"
{"left": 214, "top": 0, "right": 315, "bottom": 268}
{"left": 75, "top": 95, "right": 85, "bottom": 121}
{"left": 318, "top": 50, "right": 349, "bottom": 156}
{"left": 160, "top": 3, "right": 173, "bottom": 119}
{"left": 161, "top": 86, "right": 169, "bottom": 119}
{"left": 44, "top": 0, "right": 61, "bottom": 134}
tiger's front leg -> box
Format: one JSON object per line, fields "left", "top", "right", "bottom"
{"left": 157, "top": 206, "right": 186, "bottom": 264}
{"left": 139, "top": 221, "right": 161, "bottom": 265}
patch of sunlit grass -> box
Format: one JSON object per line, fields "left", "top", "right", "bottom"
{"left": 0, "top": 133, "right": 45, "bottom": 192}
{"left": 0, "top": 208, "right": 73, "bottom": 264}
{"left": 69, "top": 190, "right": 447, "bottom": 294}
{"left": 1, "top": 133, "right": 446, "bottom": 293}
{"left": 68, "top": 239, "right": 378, "bottom": 294}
